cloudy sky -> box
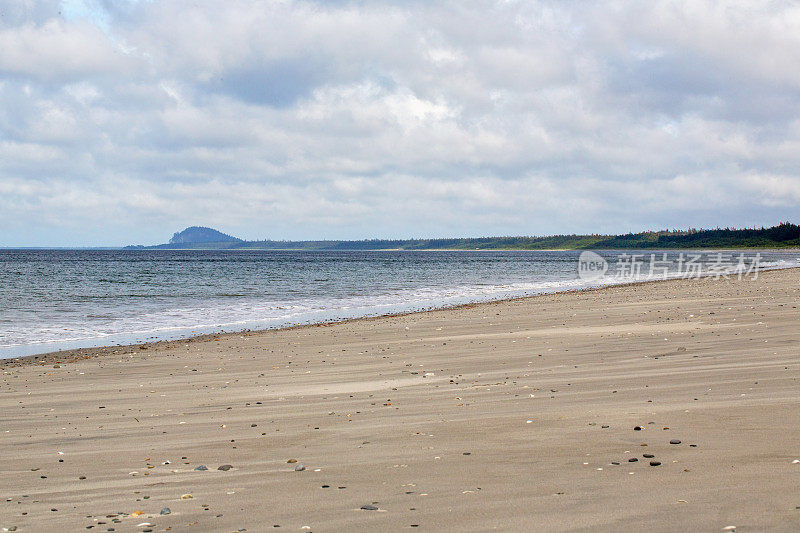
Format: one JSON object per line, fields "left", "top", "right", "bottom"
{"left": 1, "top": 0, "right": 799, "bottom": 246}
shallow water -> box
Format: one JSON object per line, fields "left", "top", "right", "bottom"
{"left": 2, "top": 249, "right": 798, "bottom": 358}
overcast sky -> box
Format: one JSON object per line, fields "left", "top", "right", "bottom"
{"left": 1, "top": 0, "right": 799, "bottom": 246}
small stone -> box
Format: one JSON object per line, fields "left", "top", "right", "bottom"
{"left": 160, "top": 508, "right": 171, "bottom": 515}
{"left": 194, "top": 465, "right": 208, "bottom": 471}
{"left": 649, "top": 461, "right": 661, "bottom": 466}
{"left": 628, "top": 458, "right": 638, "bottom": 462}
{"left": 294, "top": 464, "right": 305, "bottom": 471}
{"left": 361, "top": 505, "right": 379, "bottom": 511}
{"left": 287, "top": 459, "right": 297, "bottom": 463}
{"left": 634, "top": 426, "right": 642, "bottom": 431}
{"left": 180, "top": 494, "right": 193, "bottom": 500}
{"left": 670, "top": 439, "right": 681, "bottom": 444}
{"left": 217, "top": 465, "right": 233, "bottom": 471}
{"left": 643, "top": 454, "right": 655, "bottom": 458}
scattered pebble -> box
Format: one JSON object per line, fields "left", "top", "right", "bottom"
{"left": 670, "top": 439, "right": 681, "bottom": 444}
{"left": 194, "top": 465, "right": 208, "bottom": 471}
{"left": 218, "top": 465, "right": 233, "bottom": 471}
{"left": 294, "top": 464, "right": 306, "bottom": 471}
{"left": 361, "top": 505, "right": 379, "bottom": 511}
{"left": 649, "top": 461, "right": 661, "bottom": 466}
{"left": 160, "top": 508, "right": 171, "bottom": 515}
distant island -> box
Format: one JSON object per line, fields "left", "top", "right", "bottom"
{"left": 125, "top": 223, "right": 800, "bottom": 250}
{"left": 168, "top": 227, "right": 242, "bottom": 245}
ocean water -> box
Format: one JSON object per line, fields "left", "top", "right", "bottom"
{"left": 1, "top": 249, "right": 799, "bottom": 358}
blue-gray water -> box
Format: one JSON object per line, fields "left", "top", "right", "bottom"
{"left": 2, "top": 249, "right": 799, "bottom": 358}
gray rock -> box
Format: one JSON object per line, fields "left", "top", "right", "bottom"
{"left": 160, "top": 508, "right": 171, "bottom": 515}
{"left": 294, "top": 464, "right": 305, "bottom": 471}
{"left": 361, "top": 505, "right": 379, "bottom": 511}
{"left": 194, "top": 465, "right": 208, "bottom": 471}
{"left": 218, "top": 464, "right": 233, "bottom": 471}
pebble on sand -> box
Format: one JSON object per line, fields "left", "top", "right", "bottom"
{"left": 160, "top": 508, "right": 171, "bottom": 515}
{"left": 294, "top": 464, "right": 306, "bottom": 471}
{"left": 194, "top": 465, "right": 208, "bottom": 471}
{"left": 670, "top": 439, "right": 681, "bottom": 444}
{"left": 649, "top": 461, "right": 662, "bottom": 466}
{"left": 361, "top": 505, "right": 379, "bottom": 511}
{"left": 218, "top": 464, "right": 233, "bottom": 471}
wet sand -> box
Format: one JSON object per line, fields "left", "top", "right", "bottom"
{"left": 1, "top": 268, "right": 799, "bottom": 532}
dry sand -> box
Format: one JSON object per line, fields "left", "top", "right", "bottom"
{"left": 1, "top": 269, "right": 799, "bottom": 532}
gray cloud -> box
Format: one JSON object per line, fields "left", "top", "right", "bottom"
{"left": 1, "top": 0, "right": 799, "bottom": 246}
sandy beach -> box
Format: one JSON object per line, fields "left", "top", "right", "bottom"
{"left": 1, "top": 268, "right": 799, "bottom": 532}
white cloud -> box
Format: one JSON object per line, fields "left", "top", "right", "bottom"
{"left": 0, "top": 18, "right": 125, "bottom": 80}
{"left": 1, "top": 0, "right": 799, "bottom": 246}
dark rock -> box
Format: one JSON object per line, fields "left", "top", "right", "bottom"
{"left": 643, "top": 454, "right": 655, "bottom": 458}
{"left": 628, "top": 458, "right": 638, "bottom": 462}
{"left": 649, "top": 461, "right": 661, "bottom": 466}
{"left": 217, "top": 465, "right": 233, "bottom": 471}
{"left": 194, "top": 465, "right": 208, "bottom": 471}
{"left": 361, "top": 505, "right": 379, "bottom": 511}
{"left": 160, "top": 508, "right": 171, "bottom": 515}
{"left": 670, "top": 439, "right": 681, "bottom": 444}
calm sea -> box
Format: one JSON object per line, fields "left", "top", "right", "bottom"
{"left": 2, "top": 249, "right": 798, "bottom": 358}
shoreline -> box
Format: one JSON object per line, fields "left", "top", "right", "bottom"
{"left": 6, "top": 246, "right": 800, "bottom": 251}
{"left": 5, "top": 265, "right": 798, "bottom": 368}
{"left": 2, "top": 266, "right": 799, "bottom": 531}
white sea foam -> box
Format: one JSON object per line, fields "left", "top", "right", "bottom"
{"left": 1, "top": 250, "right": 798, "bottom": 358}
